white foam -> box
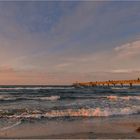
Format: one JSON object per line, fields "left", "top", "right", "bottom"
{"left": 0, "top": 121, "right": 21, "bottom": 131}
{"left": 107, "top": 95, "right": 118, "bottom": 101}
{"left": 38, "top": 96, "right": 60, "bottom": 101}
{"left": 0, "top": 95, "right": 17, "bottom": 101}
{"left": 111, "top": 87, "right": 129, "bottom": 90}
{"left": 107, "top": 95, "right": 140, "bottom": 101}
{"left": 0, "top": 87, "right": 74, "bottom": 90}
{"left": 2, "top": 106, "right": 140, "bottom": 119}
{"left": 0, "top": 95, "right": 7, "bottom": 100}
{"left": 0, "top": 95, "right": 60, "bottom": 101}
{"left": 14, "top": 114, "right": 42, "bottom": 119}
{"left": 126, "top": 96, "right": 140, "bottom": 100}
{"left": 45, "top": 106, "right": 140, "bottom": 118}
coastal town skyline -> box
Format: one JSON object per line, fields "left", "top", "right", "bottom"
{"left": 0, "top": 1, "right": 140, "bottom": 85}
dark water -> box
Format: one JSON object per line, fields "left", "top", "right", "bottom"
{"left": 0, "top": 85, "right": 140, "bottom": 130}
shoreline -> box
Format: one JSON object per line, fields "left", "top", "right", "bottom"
{"left": 0, "top": 115, "right": 140, "bottom": 139}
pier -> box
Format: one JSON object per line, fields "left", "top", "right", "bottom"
{"left": 73, "top": 78, "right": 140, "bottom": 87}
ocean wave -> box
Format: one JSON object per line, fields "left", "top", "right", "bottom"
{"left": 0, "top": 95, "right": 60, "bottom": 101}
{"left": 0, "top": 95, "right": 7, "bottom": 100}
{"left": 0, "top": 86, "right": 74, "bottom": 90}
{"left": 0, "top": 95, "right": 26, "bottom": 101}
{"left": 111, "top": 87, "right": 129, "bottom": 90}
{"left": 37, "top": 96, "right": 60, "bottom": 101}
{"left": 1, "top": 94, "right": 140, "bottom": 102}
{"left": 45, "top": 107, "right": 140, "bottom": 118}
{"left": 1, "top": 106, "right": 140, "bottom": 119}
{"left": 107, "top": 95, "right": 140, "bottom": 101}
{"left": 0, "top": 95, "right": 16, "bottom": 101}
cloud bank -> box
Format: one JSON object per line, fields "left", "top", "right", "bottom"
{"left": 0, "top": 1, "right": 140, "bottom": 84}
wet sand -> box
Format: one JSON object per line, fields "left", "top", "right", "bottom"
{"left": 0, "top": 115, "right": 140, "bottom": 139}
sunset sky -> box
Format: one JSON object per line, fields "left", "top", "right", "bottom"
{"left": 0, "top": 1, "right": 140, "bottom": 85}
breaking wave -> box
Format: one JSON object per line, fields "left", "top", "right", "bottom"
{"left": 1, "top": 94, "right": 140, "bottom": 102}
{"left": 0, "top": 95, "right": 16, "bottom": 101}
{"left": 111, "top": 87, "right": 129, "bottom": 90}
{"left": 1, "top": 106, "right": 140, "bottom": 119}
{"left": 45, "top": 107, "right": 140, "bottom": 118}
{"left": 37, "top": 96, "right": 60, "bottom": 101}
{"left": 0, "top": 86, "right": 74, "bottom": 90}
{"left": 0, "top": 95, "right": 7, "bottom": 100}
{"left": 0, "top": 95, "right": 60, "bottom": 101}
{"left": 107, "top": 95, "right": 140, "bottom": 101}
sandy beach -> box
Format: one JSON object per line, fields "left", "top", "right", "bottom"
{"left": 0, "top": 115, "right": 140, "bottom": 139}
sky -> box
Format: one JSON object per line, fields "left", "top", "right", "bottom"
{"left": 0, "top": 1, "right": 140, "bottom": 85}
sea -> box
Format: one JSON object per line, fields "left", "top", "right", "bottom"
{"left": 0, "top": 85, "right": 140, "bottom": 131}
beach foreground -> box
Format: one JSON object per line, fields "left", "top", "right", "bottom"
{"left": 0, "top": 115, "right": 140, "bottom": 139}
{"left": 0, "top": 86, "right": 140, "bottom": 139}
